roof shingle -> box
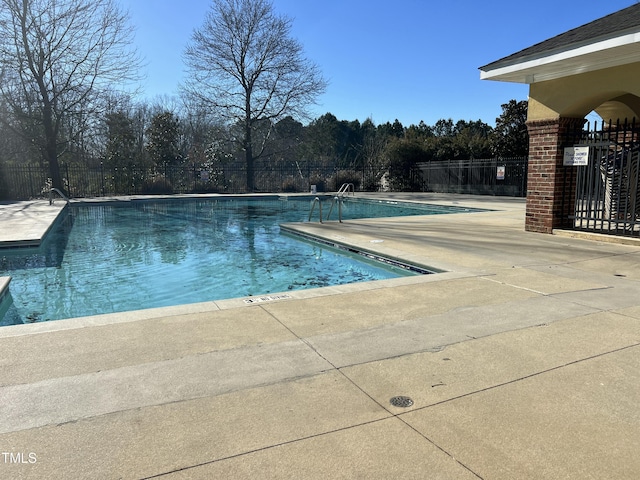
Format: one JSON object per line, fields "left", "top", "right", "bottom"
{"left": 481, "top": 4, "right": 640, "bottom": 71}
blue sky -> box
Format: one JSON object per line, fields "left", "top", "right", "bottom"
{"left": 123, "top": 0, "right": 636, "bottom": 126}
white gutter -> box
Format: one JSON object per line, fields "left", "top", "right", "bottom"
{"left": 481, "top": 30, "right": 640, "bottom": 83}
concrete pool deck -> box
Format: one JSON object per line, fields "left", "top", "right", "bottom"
{"left": 1, "top": 193, "right": 640, "bottom": 479}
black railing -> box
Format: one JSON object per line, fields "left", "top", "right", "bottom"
{"left": 1, "top": 157, "right": 529, "bottom": 200}
{"left": 568, "top": 119, "right": 640, "bottom": 237}
{"left": 418, "top": 157, "right": 528, "bottom": 197}
{"left": 0, "top": 161, "right": 382, "bottom": 200}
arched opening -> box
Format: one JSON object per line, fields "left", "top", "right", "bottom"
{"left": 585, "top": 110, "right": 603, "bottom": 128}
{"left": 557, "top": 92, "right": 640, "bottom": 124}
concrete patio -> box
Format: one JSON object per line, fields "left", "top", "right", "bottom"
{"left": 1, "top": 193, "right": 639, "bottom": 479}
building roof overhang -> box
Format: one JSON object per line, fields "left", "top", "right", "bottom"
{"left": 480, "top": 5, "right": 640, "bottom": 84}
{"left": 480, "top": 30, "right": 640, "bottom": 84}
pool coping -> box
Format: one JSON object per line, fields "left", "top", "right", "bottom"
{"left": 279, "top": 225, "right": 442, "bottom": 275}
{"left": 0, "top": 200, "right": 68, "bottom": 249}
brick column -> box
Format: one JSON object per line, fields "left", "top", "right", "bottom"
{"left": 525, "top": 117, "right": 585, "bottom": 233}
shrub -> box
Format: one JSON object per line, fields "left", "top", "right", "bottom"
{"left": 140, "top": 176, "right": 173, "bottom": 194}
{"left": 192, "top": 181, "right": 225, "bottom": 194}
{"left": 281, "top": 176, "right": 300, "bottom": 192}
{"left": 328, "top": 169, "right": 360, "bottom": 191}
{"left": 385, "top": 139, "right": 427, "bottom": 191}
{"left": 362, "top": 172, "right": 383, "bottom": 192}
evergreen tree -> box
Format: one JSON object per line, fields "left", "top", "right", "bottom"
{"left": 491, "top": 100, "right": 529, "bottom": 158}
{"left": 145, "top": 112, "right": 182, "bottom": 169}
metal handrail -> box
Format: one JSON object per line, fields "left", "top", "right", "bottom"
{"left": 49, "top": 188, "right": 70, "bottom": 205}
{"left": 337, "top": 183, "right": 355, "bottom": 197}
{"left": 326, "top": 196, "right": 343, "bottom": 223}
{"left": 308, "top": 196, "right": 323, "bottom": 223}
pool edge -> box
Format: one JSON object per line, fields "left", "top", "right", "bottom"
{"left": 280, "top": 224, "right": 443, "bottom": 275}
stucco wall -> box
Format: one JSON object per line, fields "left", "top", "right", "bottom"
{"left": 528, "top": 62, "right": 640, "bottom": 121}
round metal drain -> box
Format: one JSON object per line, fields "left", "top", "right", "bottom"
{"left": 390, "top": 396, "right": 414, "bottom": 408}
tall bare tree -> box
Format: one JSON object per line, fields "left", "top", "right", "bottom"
{"left": 0, "top": 0, "right": 140, "bottom": 192}
{"left": 184, "top": 0, "right": 326, "bottom": 191}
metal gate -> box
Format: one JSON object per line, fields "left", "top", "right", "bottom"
{"left": 570, "top": 119, "right": 640, "bottom": 237}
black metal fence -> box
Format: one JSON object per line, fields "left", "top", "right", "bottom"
{"left": 1, "top": 157, "right": 529, "bottom": 200}
{"left": 566, "top": 119, "right": 640, "bottom": 237}
{"left": 417, "top": 157, "right": 528, "bottom": 197}
{"left": 0, "top": 161, "right": 383, "bottom": 200}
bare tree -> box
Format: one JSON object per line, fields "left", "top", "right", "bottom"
{"left": 0, "top": 0, "right": 141, "bottom": 192}
{"left": 184, "top": 0, "right": 327, "bottom": 191}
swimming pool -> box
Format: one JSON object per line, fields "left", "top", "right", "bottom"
{"left": 0, "top": 196, "right": 478, "bottom": 325}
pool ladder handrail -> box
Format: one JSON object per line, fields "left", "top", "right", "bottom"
{"left": 308, "top": 196, "right": 344, "bottom": 223}
{"left": 308, "top": 196, "right": 323, "bottom": 223}
{"left": 49, "top": 188, "right": 70, "bottom": 205}
{"left": 337, "top": 183, "right": 355, "bottom": 197}
{"left": 326, "top": 196, "right": 344, "bottom": 222}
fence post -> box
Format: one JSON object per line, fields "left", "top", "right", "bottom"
{"left": 27, "top": 164, "right": 34, "bottom": 198}
{"left": 522, "top": 157, "right": 527, "bottom": 197}
{"left": 100, "top": 162, "right": 105, "bottom": 196}
{"left": 65, "top": 163, "right": 71, "bottom": 197}
{"left": 492, "top": 157, "right": 497, "bottom": 195}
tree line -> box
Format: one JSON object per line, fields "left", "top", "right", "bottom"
{"left": 0, "top": 0, "right": 528, "bottom": 195}
{"left": 1, "top": 95, "right": 529, "bottom": 191}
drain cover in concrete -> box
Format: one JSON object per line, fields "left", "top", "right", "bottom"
{"left": 390, "top": 396, "right": 414, "bottom": 408}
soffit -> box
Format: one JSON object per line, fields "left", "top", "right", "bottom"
{"left": 480, "top": 31, "right": 640, "bottom": 84}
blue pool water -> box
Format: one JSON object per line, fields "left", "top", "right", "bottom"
{"left": 0, "top": 197, "right": 477, "bottom": 325}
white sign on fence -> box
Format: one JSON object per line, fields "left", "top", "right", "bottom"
{"left": 563, "top": 146, "right": 589, "bottom": 166}
{"left": 496, "top": 166, "right": 505, "bottom": 180}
